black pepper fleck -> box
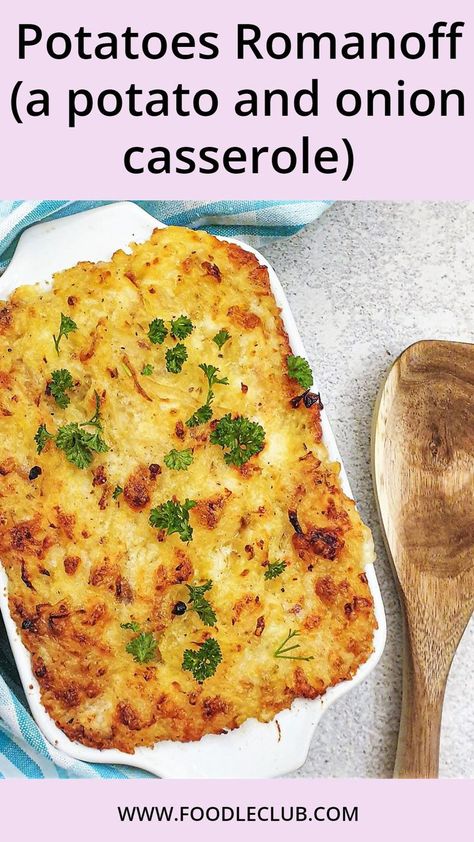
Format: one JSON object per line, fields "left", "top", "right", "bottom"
{"left": 172, "top": 601, "right": 187, "bottom": 616}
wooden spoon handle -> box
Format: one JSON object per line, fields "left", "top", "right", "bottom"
{"left": 394, "top": 617, "right": 446, "bottom": 779}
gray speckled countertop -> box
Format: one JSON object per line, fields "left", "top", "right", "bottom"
{"left": 261, "top": 201, "right": 474, "bottom": 779}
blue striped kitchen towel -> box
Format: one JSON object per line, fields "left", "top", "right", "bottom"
{"left": 0, "top": 200, "right": 331, "bottom": 272}
{"left": 0, "top": 199, "right": 330, "bottom": 779}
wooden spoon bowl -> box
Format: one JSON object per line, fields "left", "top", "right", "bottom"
{"left": 372, "top": 340, "right": 474, "bottom": 778}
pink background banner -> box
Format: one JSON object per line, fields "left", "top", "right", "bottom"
{"left": 0, "top": 0, "right": 472, "bottom": 198}
{"left": 0, "top": 778, "right": 473, "bottom": 839}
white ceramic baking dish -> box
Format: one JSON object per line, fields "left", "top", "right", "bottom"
{"left": 0, "top": 202, "right": 386, "bottom": 778}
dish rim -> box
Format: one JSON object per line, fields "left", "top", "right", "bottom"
{"left": 0, "top": 202, "right": 386, "bottom": 778}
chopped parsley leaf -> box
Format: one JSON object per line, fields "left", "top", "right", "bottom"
{"left": 264, "top": 561, "right": 287, "bottom": 581}
{"left": 185, "top": 363, "right": 228, "bottom": 428}
{"left": 213, "top": 329, "right": 231, "bottom": 350}
{"left": 210, "top": 414, "right": 265, "bottom": 467}
{"left": 182, "top": 637, "right": 222, "bottom": 682}
{"left": 112, "top": 485, "right": 124, "bottom": 499}
{"left": 125, "top": 631, "right": 158, "bottom": 664}
{"left": 34, "top": 423, "right": 108, "bottom": 467}
{"left": 199, "top": 363, "right": 229, "bottom": 390}
{"left": 55, "top": 423, "right": 108, "bottom": 469}
{"left": 34, "top": 424, "right": 54, "bottom": 454}
{"left": 287, "top": 355, "right": 314, "bottom": 390}
{"left": 186, "top": 580, "right": 217, "bottom": 627}
{"left": 120, "top": 621, "right": 140, "bottom": 632}
{"left": 50, "top": 369, "right": 74, "bottom": 409}
{"left": 53, "top": 313, "right": 77, "bottom": 355}
{"left": 148, "top": 318, "right": 168, "bottom": 345}
{"left": 141, "top": 363, "right": 154, "bottom": 376}
{"left": 170, "top": 315, "right": 194, "bottom": 340}
{"left": 149, "top": 498, "right": 196, "bottom": 542}
{"left": 164, "top": 448, "right": 194, "bottom": 471}
{"left": 165, "top": 343, "right": 188, "bottom": 374}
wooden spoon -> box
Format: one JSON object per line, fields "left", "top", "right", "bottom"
{"left": 372, "top": 340, "right": 474, "bottom": 778}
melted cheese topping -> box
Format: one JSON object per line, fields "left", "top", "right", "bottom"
{"left": 0, "top": 227, "right": 376, "bottom": 752}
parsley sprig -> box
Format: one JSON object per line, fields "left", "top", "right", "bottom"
{"left": 287, "top": 355, "right": 314, "bottom": 390}
{"left": 186, "top": 364, "right": 228, "bottom": 428}
{"left": 55, "top": 423, "right": 108, "bottom": 468}
{"left": 121, "top": 623, "right": 158, "bottom": 663}
{"left": 165, "top": 343, "right": 188, "bottom": 374}
{"left": 50, "top": 369, "right": 74, "bottom": 409}
{"left": 182, "top": 638, "right": 222, "bottom": 682}
{"left": 53, "top": 313, "right": 77, "bottom": 355}
{"left": 201, "top": 363, "right": 229, "bottom": 391}
{"left": 164, "top": 448, "right": 194, "bottom": 471}
{"left": 186, "top": 580, "right": 217, "bottom": 627}
{"left": 171, "top": 315, "right": 194, "bottom": 340}
{"left": 149, "top": 498, "right": 196, "bottom": 542}
{"left": 264, "top": 561, "right": 287, "bottom": 581}
{"left": 34, "top": 424, "right": 54, "bottom": 453}
{"left": 148, "top": 318, "right": 168, "bottom": 345}
{"left": 213, "top": 329, "right": 231, "bottom": 350}
{"left": 274, "top": 629, "right": 314, "bottom": 662}
{"left": 210, "top": 414, "right": 265, "bottom": 467}
{"left": 34, "top": 393, "right": 108, "bottom": 468}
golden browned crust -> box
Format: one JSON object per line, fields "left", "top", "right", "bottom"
{"left": 0, "top": 226, "right": 376, "bottom": 753}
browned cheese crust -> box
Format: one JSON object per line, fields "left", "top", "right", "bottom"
{"left": 0, "top": 226, "right": 376, "bottom": 752}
